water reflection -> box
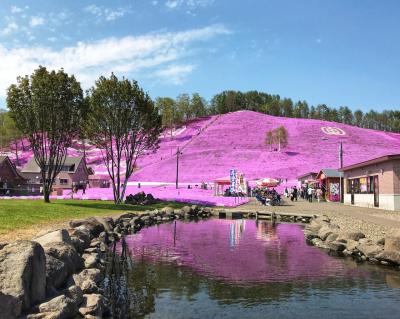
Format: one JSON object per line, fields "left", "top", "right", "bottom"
{"left": 121, "top": 219, "right": 349, "bottom": 283}
{"left": 104, "top": 219, "right": 400, "bottom": 319}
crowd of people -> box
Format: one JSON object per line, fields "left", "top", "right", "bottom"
{"left": 253, "top": 187, "right": 282, "bottom": 206}
{"left": 285, "top": 185, "right": 324, "bottom": 203}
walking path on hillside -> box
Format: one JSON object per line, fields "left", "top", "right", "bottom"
{"left": 131, "top": 115, "right": 222, "bottom": 177}
{"left": 226, "top": 198, "right": 400, "bottom": 241}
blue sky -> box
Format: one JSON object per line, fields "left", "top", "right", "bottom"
{"left": 0, "top": 0, "right": 399, "bottom": 111}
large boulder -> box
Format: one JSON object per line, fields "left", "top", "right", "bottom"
{"left": 0, "top": 241, "right": 46, "bottom": 316}
{"left": 69, "top": 218, "right": 105, "bottom": 238}
{"left": 73, "top": 269, "right": 103, "bottom": 294}
{"left": 328, "top": 241, "right": 347, "bottom": 252}
{"left": 376, "top": 251, "right": 400, "bottom": 265}
{"left": 318, "top": 224, "right": 340, "bottom": 241}
{"left": 325, "top": 233, "right": 339, "bottom": 243}
{"left": 27, "top": 285, "right": 83, "bottom": 319}
{"left": 96, "top": 217, "right": 114, "bottom": 233}
{"left": 79, "top": 294, "right": 107, "bottom": 317}
{"left": 305, "top": 216, "right": 330, "bottom": 237}
{"left": 311, "top": 238, "right": 329, "bottom": 249}
{"left": 70, "top": 227, "right": 91, "bottom": 253}
{"left": 345, "top": 239, "right": 359, "bottom": 252}
{"left": 337, "top": 231, "right": 366, "bottom": 242}
{"left": 45, "top": 255, "right": 68, "bottom": 293}
{"left": 0, "top": 292, "right": 21, "bottom": 319}
{"left": 117, "top": 212, "right": 137, "bottom": 220}
{"left": 383, "top": 229, "right": 400, "bottom": 252}
{"left": 36, "top": 294, "right": 78, "bottom": 319}
{"left": 162, "top": 207, "right": 175, "bottom": 215}
{"left": 42, "top": 242, "right": 84, "bottom": 275}
{"left": 375, "top": 229, "right": 400, "bottom": 265}
{"left": 74, "top": 269, "right": 103, "bottom": 285}
{"left": 82, "top": 253, "right": 98, "bottom": 269}
{"left": 358, "top": 243, "right": 383, "bottom": 259}
{"left": 65, "top": 285, "right": 83, "bottom": 306}
{"left": 33, "top": 229, "right": 71, "bottom": 247}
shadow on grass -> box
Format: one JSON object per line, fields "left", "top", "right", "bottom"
{"left": 62, "top": 200, "right": 185, "bottom": 212}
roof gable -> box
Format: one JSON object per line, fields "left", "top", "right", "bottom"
{"left": 297, "top": 172, "right": 318, "bottom": 179}
{"left": 0, "top": 156, "right": 27, "bottom": 180}
{"left": 341, "top": 154, "right": 400, "bottom": 171}
{"left": 317, "top": 169, "right": 343, "bottom": 179}
{"left": 22, "top": 156, "right": 85, "bottom": 174}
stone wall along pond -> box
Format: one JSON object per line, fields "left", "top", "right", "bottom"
{"left": 0, "top": 205, "right": 213, "bottom": 319}
{"left": 304, "top": 215, "right": 400, "bottom": 267}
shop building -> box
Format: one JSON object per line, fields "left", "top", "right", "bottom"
{"left": 341, "top": 154, "right": 400, "bottom": 211}
{"left": 316, "top": 169, "right": 343, "bottom": 202}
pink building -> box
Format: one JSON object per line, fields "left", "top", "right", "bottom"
{"left": 341, "top": 154, "right": 400, "bottom": 211}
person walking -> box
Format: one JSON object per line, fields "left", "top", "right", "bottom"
{"left": 293, "top": 186, "right": 298, "bottom": 201}
{"left": 307, "top": 186, "right": 313, "bottom": 203}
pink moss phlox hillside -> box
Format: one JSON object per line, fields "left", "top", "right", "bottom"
{"left": 4, "top": 110, "right": 400, "bottom": 195}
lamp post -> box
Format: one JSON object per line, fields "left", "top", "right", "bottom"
{"left": 175, "top": 147, "right": 183, "bottom": 189}
{"left": 339, "top": 142, "right": 343, "bottom": 203}
{"left": 321, "top": 138, "right": 344, "bottom": 203}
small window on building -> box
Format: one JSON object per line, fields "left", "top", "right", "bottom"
{"left": 360, "top": 177, "right": 368, "bottom": 193}
{"left": 367, "top": 176, "right": 374, "bottom": 194}
{"left": 348, "top": 178, "right": 361, "bottom": 194}
{"left": 59, "top": 178, "right": 68, "bottom": 185}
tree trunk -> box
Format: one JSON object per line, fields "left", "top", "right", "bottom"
{"left": 42, "top": 171, "right": 51, "bottom": 203}
{"left": 14, "top": 140, "right": 19, "bottom": 166}
{"left": 114, "top": 174, "right": 121, "bottom": 204}
{"left": 111, "top": 179, "right": 118, "bottom": 204}
{"left": 119, "top": 178, "right": 129, "bottom": 203}
{"left": 44, "top": 186, "right": 50, "bottom": 203}
{"left": 82, "top": 139, "right": 86, "bottom": 163}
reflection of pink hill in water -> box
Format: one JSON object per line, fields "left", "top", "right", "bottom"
{"left": 123, "top": 220, "right": 349, "bottom": 283}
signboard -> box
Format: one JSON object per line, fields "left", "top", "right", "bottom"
{"left": 330, "top": 182, "right": 340, "bottom": 201}
{"left": 230, "top": 169, "right": 237, "bottom": 193}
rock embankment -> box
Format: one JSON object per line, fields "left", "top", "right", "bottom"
{"left": 305, "top": 216, "right": 400, "bottom": 267}
{"left": 0, "top": 205, "right": 212, "bottom": 319}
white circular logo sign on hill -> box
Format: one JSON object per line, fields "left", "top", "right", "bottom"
{"left": 321, "top": 126, "right": 346, "bottom": 136}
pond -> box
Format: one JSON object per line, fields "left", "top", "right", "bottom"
{"left": 104, "top": 219, "right": 400, "bottom": 319}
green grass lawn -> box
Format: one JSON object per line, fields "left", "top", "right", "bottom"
{"left": 0, "top": 199, "right": 185, "bottom": 235}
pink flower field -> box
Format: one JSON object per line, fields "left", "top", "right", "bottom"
{"left": 3, "top": 110, "right": 400, "bottom": 206}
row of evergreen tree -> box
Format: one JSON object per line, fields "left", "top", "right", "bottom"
{"left": 2, "top": 89, "right": 400, "bottom": 150}
{"left": 156, "top": 90, "right": 400, "bottom": 132}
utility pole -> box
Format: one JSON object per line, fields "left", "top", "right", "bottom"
{"left": 176, "top": 147, "right": 182, "bottom": 189}
{"left": 339, "top": 142, "right": 343, "bottom": 203}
